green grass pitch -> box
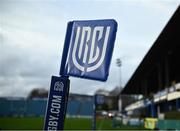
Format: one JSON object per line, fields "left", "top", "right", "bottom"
{"left": 0, "top": 117, "right": 145, "bottom": 130}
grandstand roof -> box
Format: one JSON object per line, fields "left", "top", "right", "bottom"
{"left": 121, "top": 6, "right": 180, "bottom": 95}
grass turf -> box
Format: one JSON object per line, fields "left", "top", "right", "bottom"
{"left": 0, "top": 117, "right": 145, "bottom": 130}
{"left": 0, "top": 117, "right": 44, "bottom": 130}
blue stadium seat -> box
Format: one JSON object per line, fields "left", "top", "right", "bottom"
{"left": 0, "top": 98, "right": 93, "bottom": 117}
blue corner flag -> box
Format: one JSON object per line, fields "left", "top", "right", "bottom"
{"left": 60, "top": 19, "right": 117, "bottom": 81}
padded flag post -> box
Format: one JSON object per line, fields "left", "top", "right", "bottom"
{"left": 44, "top": 76, "right": 70, "bottom": 130}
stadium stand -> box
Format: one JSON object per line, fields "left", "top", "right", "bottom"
{"left": 66, "top": 100, "right": 81, "bottom": 116}
{"left": 66, "top": 100, "right": 93, "bottom": 116}
{"left": 0, "top": 94, "right": 93, "bottom": 117}
{"left": 0, "top": 98, "right": 11, "bottom": 116}
{"left": 120, "top": 6, "right": 180, "bottom": 130}
{"left": 79, "top": 101, "right": 93, "bottom": 116}
{"left": 26, "top": 99, "right": 47, "bottom": 117}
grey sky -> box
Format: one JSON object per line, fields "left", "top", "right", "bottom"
{"left": 0, "top": 0, "right": 179, "bottom": 97}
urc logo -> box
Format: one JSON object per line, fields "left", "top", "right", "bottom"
{"left": 72, "top": 26, "right": 111, "bottom": 72}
